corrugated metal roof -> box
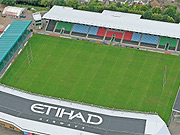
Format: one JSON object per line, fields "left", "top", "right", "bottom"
{"left": 43, "top": 6, "right": 180, "bottom": 39}
{"left": 0, "top": 21, "right": 32, "bottom": 63}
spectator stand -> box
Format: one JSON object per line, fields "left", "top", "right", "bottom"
{"left": 54, "top": 21, "right": 73, "bottom": 35}
{"left": 104, "top": 30, "right": 123, "bottom": 43}
{"left": 176, "top": 39, "right": 180, "bottom": 52}
{"left": 71, "top": 24, "right": 89, "bottom": 37}
{"left": 158, "top": 37, "right": 178, "bottom": 51}
{"left": 87, "top": 26, "right": 103, "bottom": 40}
{"left": 45, "top": 20, "right": 57, "bottom": 32}
{"left": 140, "top": 34, "right": 159, "bottom": 48}
{"left": 0, "top": 21, "right": 32, "bottom": 78}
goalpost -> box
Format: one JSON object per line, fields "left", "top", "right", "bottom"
{"left": 163, "top": 65, "right": 167, "bottom": 90}
{"left": 26, "top": 42, "right": 33, "bottom": 66}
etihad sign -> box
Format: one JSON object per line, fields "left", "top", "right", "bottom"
{"left": 31, "top": 103, "right": 103, "bottom": 125}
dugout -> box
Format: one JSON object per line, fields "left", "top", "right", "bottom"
{"left": 0, "top": 21, "right": 32, "bottom": 74}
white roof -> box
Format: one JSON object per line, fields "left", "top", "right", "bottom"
{"left": 0, "top": 85, "right": 170, "bottom": 135}
{"left": 43, "top": 6, "right": 180, "bottom": 38}
{"left": 2, "top": 6, "right": 24, "bottom": 17}
{"left": 32, "top": 12, "right": 42, "bottom": 21}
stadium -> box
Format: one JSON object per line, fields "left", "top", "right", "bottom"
{"left": 0, "top": 5, "right": 180, "bottom": 135}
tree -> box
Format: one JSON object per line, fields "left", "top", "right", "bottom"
{"left": 41, "top": 0, "right": 53, "bottom": 7}
{"left": 166, "top": 16, "right": 175, "bottom": 23}
{"left": 151, "top": 7, "right": 162, "bottom": 14}
{"left": 143, "top": 10, "right": 152, "bottom": 19}
{"left": 66, "top": 0, "right": 79, "bottom": 9}
{"left": 107, "top": 3, "right": 118, "bottom": 11}
{"left": 52, "top": 0, "right": 66, "bottom": 6}
{"left": 152, "top": 13, "right": 163, "bottom": 21}
{"left": 164, "top": 7, "right": 176, "bottom": 18}
{"left": 78, "top": 5, "right": 87, "bottom": 11}
{"left": 174, "top": 12, "right": 180, "bottom": 23}
{"left": 162, "top": 15, "right": 175, "bottom": 23}
{"left": 140, "top": 5, "right": 149, "bottom": 11}
{"left": 162, "top": 15, "right": 168, "bottom": 21}
{"left": 1, "top": 0, "right": 16, "bottom": 5}
{"left": 116, "top": 2, "right": 122, "bottom": 8}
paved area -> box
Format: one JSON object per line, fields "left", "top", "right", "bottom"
{"left": 0, "top": 90, "right": 146, "bottom": 135}
{"left": 169, "top": 122, "right": 180, "bottom": 135}
{"left": 0, "top": 126, "right": 22, "bottom": 135}
{"left": 0, "top": 5, "right": 33, "bottom": 30}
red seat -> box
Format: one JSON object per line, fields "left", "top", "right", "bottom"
{"left": 106, "top": 31, "right": 123, "bottom": 39}
{"left": 123, "top": 32, "right": 133, "bottom": 41}
{"left": 97, "top": 28, "right": 107, "bottom": 36}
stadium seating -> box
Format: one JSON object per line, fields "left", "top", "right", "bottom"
{"left": 46, "top": 20, "right": 57, "bottom": 32}
{"left": 89, "top": 26, "right": 99, "bottom": 35}
{"left": 72, "top": 24, "right": 89, "bottom": 34}
{"left": 131, "top": 33, "right": 142, "bottom": 42}
{"left": 141, "top": 34, "right": 159, "bottom": 45}
{"left": 55, "top": 22, "right": 73, "bottom": 32}
{"left": 106, "top": 31, "right": 123, "bottom": 39}
{"left": 97, "top": 28, "right": 107, "bottom": 37}
{"left": 159, "top": 37, "right": 178, "bottom": 49}
{"left": 123, "top": 32, "right": 133, "bottom": 41}
{"left": 177, "top": 40, "right": 180, "bottom": 51}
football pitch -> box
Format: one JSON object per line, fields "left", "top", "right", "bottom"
{"left": 1, "top": 34, "right": 180, "bottom": 124}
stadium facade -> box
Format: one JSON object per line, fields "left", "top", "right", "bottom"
{"left": 43, "top": 6, "right": 180, "bottom": 53}
{"left": 0, "top": 85, "right": 170, "bottom": 135}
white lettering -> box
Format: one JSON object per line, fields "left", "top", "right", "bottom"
{"left": 87, "top": 114, "right": 103, "bottom": 125}
{"left": 31, "top": 104, "right": 45, "bottom": 114}
{"left": 31, "top": 103, "right": 103, "bottom": 125}
{"left": 44, "top": 105, "right": 57, "bottom": 115}
{"left": 69, "top": 112, "right": 86, "bottom": 123}
{"left": 59, "top": 109, "right": 74, "bottom": 118}
{"left": 55, "top": 108, "right": 61, "bottom": 117}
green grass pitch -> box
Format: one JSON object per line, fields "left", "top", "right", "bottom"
{"left": 1, "top": 34, "right": 180, "bottom": 124}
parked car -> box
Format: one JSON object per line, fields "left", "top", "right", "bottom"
{"left": 20, "top": 15, "right": 26, "bottom": 18}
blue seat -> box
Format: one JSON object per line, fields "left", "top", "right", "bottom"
{"left": 72, "top": 24, "right": 89, "bottom": 34}
{"left": 141, "top": 34, "right": 159, "bottom": 45}
{"left": 131, "top": 33, "right": 141, "bottom": 42}
{"left": 89, "top": 26, "right": 98, "bottom": 35}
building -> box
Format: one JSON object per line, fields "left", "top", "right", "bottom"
{"left": 32, "top": 12, "right": 43, "bottom": 29}
{"left": 0, "top": 21, "right": 32, "bottom": 77}
{"left": 0, "top": 84, "right": 170, "bottom": 135}
{"left": 42, "top": 6, "right": 180, "bottom": 53}
{"left": 2, "top": 6, "right": 25, "bottom": 18}
{"left": 171, "top": 88, "right": 180, "bottom": 123}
